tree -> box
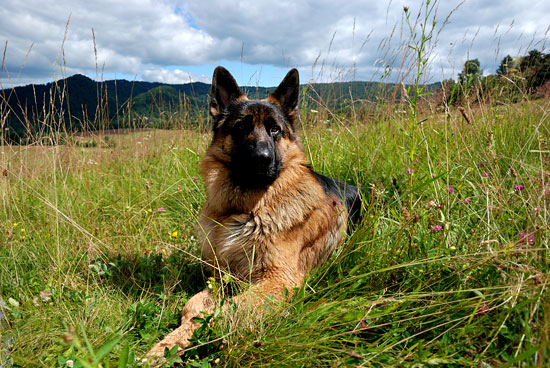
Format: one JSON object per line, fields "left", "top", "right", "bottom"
{"left": 458, "top": 59, "right": 481, "bottom": 84}
{"left": 519, "top": 49, "right": 550, "bottom": 90}
{"left": 496, "top": 55, "right": 514, "bottom": 75}
{"left": 520, "top": 49, "right": 543, "bottom": 71}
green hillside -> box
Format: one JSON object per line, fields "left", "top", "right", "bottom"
{"left": 1, "top": 74, "right": 440, "bottom": 142}
{"left": 0, "top": 75, "right": 210, "bottom": 141}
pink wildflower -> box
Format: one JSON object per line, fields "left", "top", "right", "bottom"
{"left": 518, "top": 232, "right": 535, "bottom": 245}
{"left": 406, "top": 168, "right": 414, "bottom": 175}
{"left": 481, "top": 172, "right": 490, "bottom": 178}
{"left": 477, "top": 302, "right": 490, "bottom": 315}
{"left": 447, "top": 186, "right": 454, "bottom": 193}
{"left": 430, "top": 224, "right": 443, "bottom": 232}
{"left": 514, "top": 184, "right": 525, "bottom": 192}
{"left": 157, "top": 207, "right": 165, "bottom": 213}
{"left": 462, "top": 198, "right": 471, "bottom": 204}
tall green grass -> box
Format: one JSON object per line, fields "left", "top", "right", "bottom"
{"left": 1, "top": 97, "right": 548, "bottom": 367}
{"left": 1, "top": 2, "right": 549, "bottom": 366}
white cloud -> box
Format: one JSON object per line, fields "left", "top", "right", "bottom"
{"left": 0, "top": 0, "right": 549, "bottom": 86}
{"left": 142, "top": 68, "right": 210, "bottom": 84}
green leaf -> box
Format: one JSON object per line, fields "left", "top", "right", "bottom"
{"left": 96, "top": 334, "right": 123, "bottom": 362}
{"left": 500, "top": 345, "right": 538, "bottom": 367}
{"left": 78, "top": 321, "right": 96, "bottom": 362}
{"left": 117, "top": 340, "right": 129, "bottom": 368}
{"left": 75, "top": 357, "right": 95, "bottom": 368}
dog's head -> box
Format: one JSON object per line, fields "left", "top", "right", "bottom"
{"left": 208, "top": 66, "right": 300, "bottom": 189}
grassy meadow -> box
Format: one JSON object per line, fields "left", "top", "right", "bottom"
{"left": 1, "top": 91, "right": 549, "bottom": 367}
{"left": 1, "top": 4, "right": 550, "bottom": 364}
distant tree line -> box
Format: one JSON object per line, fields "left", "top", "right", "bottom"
{"left": 441, "top": 49, "right": 550, "bottom": 106}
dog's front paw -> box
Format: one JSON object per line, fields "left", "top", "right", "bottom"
{"left": 142, "top": 325, "right": 193, "bottom": 366}
{"left": 141, "top": 344, "right": 183, "bottom": 367}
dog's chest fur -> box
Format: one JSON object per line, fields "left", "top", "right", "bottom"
{"left": 198, "top": 157, "right": 347, "bottom": 285}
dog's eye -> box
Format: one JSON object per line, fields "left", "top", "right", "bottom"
{"left": 270, "top": 125, "right": 281, "bottom": 135}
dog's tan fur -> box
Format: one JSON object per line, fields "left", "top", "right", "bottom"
{"left": 144, "top": 67, "right": 352, "bottom": 361}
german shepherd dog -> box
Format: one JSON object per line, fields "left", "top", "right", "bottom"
{"left": 145, "top": 67, "right": 362, "bottom": 361}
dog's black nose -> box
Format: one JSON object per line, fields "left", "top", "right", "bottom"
{"left": 252, "top": 143, "right": 272, "bottom": 167}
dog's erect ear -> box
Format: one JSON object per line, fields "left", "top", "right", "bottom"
{"left": 210, "top": 66, "right": 244, "bottom": 120}
{"left": 269, "top": 68, "right": 299, "bottom": 121}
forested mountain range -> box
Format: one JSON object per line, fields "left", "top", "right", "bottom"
{"left": 1, "top": 73, "right": 438, "bottom": 141}
{"left": 2, "top": 74, "right": 210, "bottom": 139}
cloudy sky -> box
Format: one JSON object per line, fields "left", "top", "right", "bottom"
{"left": 1, "top": 0, "right": 549, "bottom": 88}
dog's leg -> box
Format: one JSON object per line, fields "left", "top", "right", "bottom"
{"left": 143, "top": 288, "right": 214, "bottom": 362}
{"left": 230, "top": 271, "right": 299, "bottom": 312}
{"left": 144, "top": 273, "right": 297, "bottom": 363}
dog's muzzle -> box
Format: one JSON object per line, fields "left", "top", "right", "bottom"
{"left": 250, "top": 142, "right": 273, "bottom": 169}
{"left": 231, "top": 141, "right": 280, "bottom": 189}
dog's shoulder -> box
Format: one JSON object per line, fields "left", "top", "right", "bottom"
{"left": 310, "top": 169, "right": 363, "bottom": 228}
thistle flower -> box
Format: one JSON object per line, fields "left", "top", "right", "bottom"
{"left": 430, "top": 224, "right": 443, "bottom": 232}
{"left": 518, "top": 232, "right": 535, "bottom": 245}
{"left": 514, "top": 184, "right": 524, "bottom": 192}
